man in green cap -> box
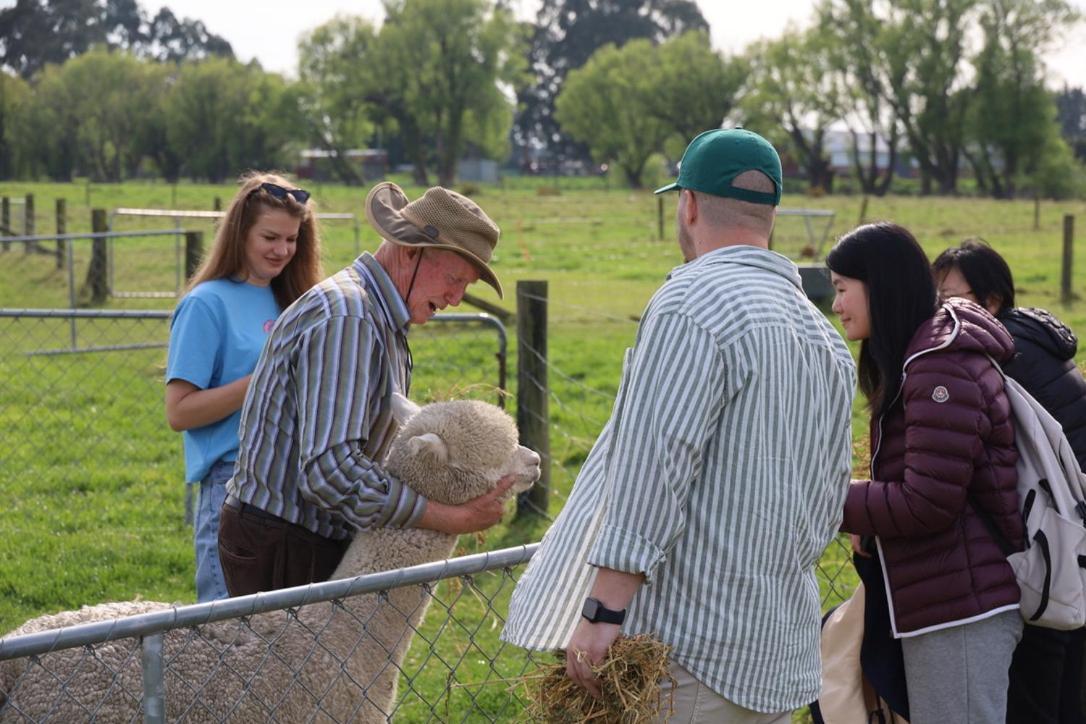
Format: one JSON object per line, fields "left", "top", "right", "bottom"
{"left": 503, "top": 129, "right": 856, "bottom": 721}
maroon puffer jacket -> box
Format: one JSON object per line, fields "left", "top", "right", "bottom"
{"left": 842, "top": 298, "right": 1024, "bottom": 636}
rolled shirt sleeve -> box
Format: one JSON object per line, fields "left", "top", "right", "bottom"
{"left": 294, "top": 314, "right": 426, "bottom": 531}
{"left": 586, "top": 312, "right": 726, "bottom": 581}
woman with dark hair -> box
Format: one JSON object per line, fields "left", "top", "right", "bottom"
{"left": 935, "top": 238, "right": 1086, "bottom": 724}
{"left": 827, "top": 222, "right": 1024, "bottom": 723}
{"left": 165, "top": 171, "right": 322, "bottom": 601}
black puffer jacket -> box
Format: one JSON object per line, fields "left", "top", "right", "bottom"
{"left": 999, "top": 307, "right": 1086, "bottom": 470}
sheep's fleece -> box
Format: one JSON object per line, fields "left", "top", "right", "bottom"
{"left": 0, "top": 395, "right": 540, "bottom": 723}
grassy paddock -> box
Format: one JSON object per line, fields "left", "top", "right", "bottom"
{"left": 1, "top": 179, "right": 1085, "bottom": 716}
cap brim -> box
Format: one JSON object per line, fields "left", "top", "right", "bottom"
{"left": 653, "top": 181, "right": 681, "bottom": 195}
{"left": 365, "top": 182, "right": 504, "bottom": 298}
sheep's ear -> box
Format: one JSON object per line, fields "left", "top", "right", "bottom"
{"left": 406, "top": 432, "right": 448, "bottom": 463}
{"left": 390, "top": 393, "right": 421, "bottom": 426}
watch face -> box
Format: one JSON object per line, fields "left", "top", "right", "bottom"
{"left": 582, "top": 598, "right": 600, "bottom": 620}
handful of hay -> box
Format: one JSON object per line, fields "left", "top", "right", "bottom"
{"left": 522, "top": 634, "right": 674, "bottom": 723}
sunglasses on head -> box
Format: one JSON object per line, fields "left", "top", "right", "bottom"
{"left": 253, "top": 182, "right": 310, "bottom": 204}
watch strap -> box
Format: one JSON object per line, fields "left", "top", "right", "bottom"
{"left": 581, "top": 596, "right": 626, "bottom": 625}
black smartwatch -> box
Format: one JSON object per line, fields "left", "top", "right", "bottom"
{"left": 581, "top": 597, "right": 626, "bottom": 625}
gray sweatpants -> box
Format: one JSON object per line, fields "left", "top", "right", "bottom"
{"left": 901, "top": 609, "right": 1023, "bottom": 724}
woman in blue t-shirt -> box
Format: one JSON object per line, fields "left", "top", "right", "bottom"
{"left": 166, "top": 172, "right": 322, "bottom": 601}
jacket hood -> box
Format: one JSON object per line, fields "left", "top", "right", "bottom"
{"left": 998, "top": 307, "right": 1078, "bottom": 362}
{"left": 904, "top": 297, "right": 1014, "bottom": 367}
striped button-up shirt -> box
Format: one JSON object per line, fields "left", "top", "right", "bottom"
{"left": 502, "top": 246, "right": 856, "bottom": 712}
{"left": 227, "top": 253, "right": 425, "bottom": 540}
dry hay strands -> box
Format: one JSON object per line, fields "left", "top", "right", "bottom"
{"left": 521, "top": 634, "right": 674, "bottom": 723}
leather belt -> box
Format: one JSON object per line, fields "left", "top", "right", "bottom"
{"left": 224, "top": 494, "right": 285, "bottom": 524}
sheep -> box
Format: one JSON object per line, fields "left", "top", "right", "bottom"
{"left": 0, "top": 395, "right": 541, "bottom": 723}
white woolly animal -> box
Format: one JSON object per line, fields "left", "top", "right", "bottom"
{"left": 0, "top": 396, "right": 540, "bottom": 722}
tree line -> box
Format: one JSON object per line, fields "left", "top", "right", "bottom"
{"left": 0, "top": 0, "right": 1083, "bottom": 198}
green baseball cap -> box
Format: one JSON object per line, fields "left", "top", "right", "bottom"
{"left": 654, "top": 128, "right": 782, "bottom": 206}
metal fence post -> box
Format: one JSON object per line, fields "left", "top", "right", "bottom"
{"left": 141, "top": 633, "right": 165, "bottom": 724}
{"left": 516, "top": 280, "right": 550, "bottom": 518}
{"left": 1062, "top": 214, "right": 1075, "bottom": 306}
{"left": 66, "top": 237, "right": 77, "bottom": 349}
{"left": 184, "top": 231, "right": 203, "bottom": 281}
{"left": 55, "top": 199, "right": 66, "bottom": 270}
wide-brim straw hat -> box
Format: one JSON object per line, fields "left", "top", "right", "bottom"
{"left": 365, "top": 182, "right": 503, "bottom": 298}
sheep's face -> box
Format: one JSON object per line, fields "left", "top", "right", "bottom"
{"left": 385, "top": 397, "right": 541, "bottom": 505}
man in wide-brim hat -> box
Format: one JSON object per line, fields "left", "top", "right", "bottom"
{"left": 365, "top": 181, "right": 503, "bottom": 305}
{"left": 219, "top": 182, "right": 516, "bottom": 597}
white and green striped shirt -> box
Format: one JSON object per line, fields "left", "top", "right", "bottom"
{"left": 227, "top": 253, "right": 425, "bottom": 540}
{"left": 503, "top": 246, "right": 855, "bottom": 712}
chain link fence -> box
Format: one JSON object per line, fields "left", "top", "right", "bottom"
{"left": 1, "top": 300, "right": 858, "bottom": 721}
{"left": 105, "top": 209, "right": 364, "bottom": 299}
{"left": 0, "top": 546, "right": 543, "bottom": 723}
{"left": 0, "top": 309, "right": 507, "bottom": 482}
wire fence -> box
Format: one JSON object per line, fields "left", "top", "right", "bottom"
{"left": 0, "top": 309, "right": 508, "bottom": 489}
{"left": 0, "top": 545, "right": 543, "bottom": 723}
{"left": 0, "top": 200, "right": 867, "bottom": 720}
{"left": 0, "top": 296, "right": 860, "bottom": 722}
{"left": 0, "top": 204, "right": 369, "bottom": 309}
{"left": 106, "top": 209, "right": 364, "bottom": 299}
{"left": 3, "top": 188, "right": 1084, "bottom": 719}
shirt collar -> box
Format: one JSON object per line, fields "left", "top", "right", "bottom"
{"left": 667, "top": 245, "right": 803, "bottom": 290}
{"left": 354, "top": 253, "right": 412, "bottom": 333}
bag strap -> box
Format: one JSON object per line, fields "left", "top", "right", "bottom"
{"left": 967, "top": 354, "right": 1019, "bottom": 557}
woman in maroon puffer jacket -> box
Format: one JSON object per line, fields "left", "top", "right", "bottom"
{"left": 827, "top": 222, "right": 1025, "bottom": 724}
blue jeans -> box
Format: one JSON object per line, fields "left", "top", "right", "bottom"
{"left": 194, "top": 461, "right": 232, "bottom": 602}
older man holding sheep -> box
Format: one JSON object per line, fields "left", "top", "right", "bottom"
{"left": 218, "top": 183, "right": 515, "bottom": 596}
{"left": 503, "top": 129, "right": 856, "bottom": 722}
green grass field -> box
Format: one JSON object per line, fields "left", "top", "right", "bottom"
{"left": 1, "top": 178, "right": 1085, "bottom": 717}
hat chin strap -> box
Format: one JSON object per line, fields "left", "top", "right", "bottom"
{"left": 404, "top": 248, "right": 424, "bottom": 313}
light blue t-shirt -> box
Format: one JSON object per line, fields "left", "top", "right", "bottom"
{"left": 166, "top": 279, "right": 281, "bottom": 483}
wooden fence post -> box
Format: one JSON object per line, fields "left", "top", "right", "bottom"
{"left": 1033, "top": 194, "right": 1041, "bottom": 232}
{"left": 657, "top": 196, "right": 664, "bottom": 241}
{"left": 184, "top": 230, "right": 203, "bottom": 281}
{"left": 23, "top": 193, "right": 34, "bottom": 254}
{"left": 1, "top": 196, "right": 9, "bottom": 250}
{"left": 55, "top": 198, "right": 66, "bottom": 269}
{"left": 516, "top": 280, "right": 550, "bottom": 518}
{"left": 1062, "top": 214, "right": 1074, "bottom": 306}
{"left": 213, "top": 197, "right": 222, "bottom": 212}
{"left": 82, "top": 209, "right": 110, "bottom": 305}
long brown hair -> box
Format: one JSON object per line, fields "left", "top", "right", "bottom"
{"left": 185, "top": 171, "right": 322, "bottom": 309}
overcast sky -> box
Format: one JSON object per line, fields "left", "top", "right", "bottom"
{"left": 155, "top": 0, "right": 1085, "bottom": 88}
{"left": 2, "top": 0, "right": 1084, "bottom": 87}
